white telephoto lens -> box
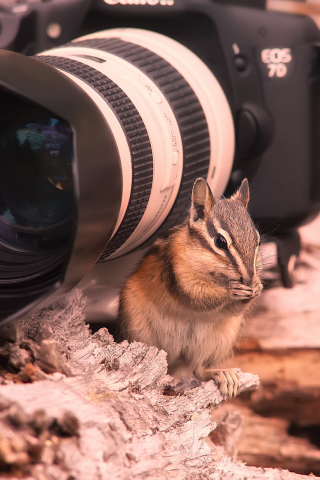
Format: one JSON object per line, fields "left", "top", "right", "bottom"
{"left": 38, "top": 28, "right": 235, "bottom": 259}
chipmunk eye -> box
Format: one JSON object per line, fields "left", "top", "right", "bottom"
{"left": 215, "top": 235, "right": 228, "bottom": 251}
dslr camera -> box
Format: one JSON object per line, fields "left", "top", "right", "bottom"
{"left": 0, "top": 0, "right": 319, "bottom": 326}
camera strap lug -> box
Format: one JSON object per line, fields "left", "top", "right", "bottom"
{"left": 274, "top": 230, "right": 301, "bottom": 288}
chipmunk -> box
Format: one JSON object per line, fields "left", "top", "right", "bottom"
{"left": 118, "top": 178, "right": 263, "bottom": 396}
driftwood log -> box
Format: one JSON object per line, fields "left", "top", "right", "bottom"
{"left": 0, "top": 287, "right": 314, "bottom": 480}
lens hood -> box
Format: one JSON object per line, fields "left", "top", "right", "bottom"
{"left": 0, "top": 50, "right": 122, "bottom": 325}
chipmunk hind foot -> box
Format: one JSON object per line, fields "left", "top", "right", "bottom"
{"left": 194, "top": 365, "right": 239, "bottom": 397}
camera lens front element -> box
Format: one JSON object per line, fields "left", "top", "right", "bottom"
{"left": 0, "top": 108, "right": 74, "bottom": 252}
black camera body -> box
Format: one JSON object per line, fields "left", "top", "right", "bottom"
{"left": 0, "top": 0, "right": 319, "bottom": 324}
{"left": 90, "top": 0, "right": 320, "bottom": 232}
{"left": 0, "top": 0, "right": 91, "bottom": 54}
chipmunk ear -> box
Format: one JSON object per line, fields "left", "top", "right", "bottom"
{"left": 190, "top": 178, "right": 215, "bottom": 224}
{"left": 231, "top": 178, "right": 250, "bottom": 209}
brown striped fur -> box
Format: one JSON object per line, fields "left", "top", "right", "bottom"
{"left": 119, "top": 178, "right": 262, "bottom": 393}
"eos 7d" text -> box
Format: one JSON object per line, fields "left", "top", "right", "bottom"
{"left": 261, "top": 48, "right": 292, "bottom": 78}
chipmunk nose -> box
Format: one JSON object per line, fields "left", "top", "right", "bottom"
{"left": 240, "top": 276, "right": 251, "bottom": 286}
{"left": 242, "top": 276, "right": 256, "bottom": 287}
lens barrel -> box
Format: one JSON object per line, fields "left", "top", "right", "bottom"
{"left": 0, "top": 28, "right": 234, "bottom": 325}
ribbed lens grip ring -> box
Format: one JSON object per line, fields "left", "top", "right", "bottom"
{"left": 37, "top": 55, "right": 154, "bottom": 259}
{"left": 69, "top": 38, "right": 211, "bottom": 239}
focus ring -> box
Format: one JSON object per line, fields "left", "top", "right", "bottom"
{"left": 70, "top": 38, "right": 211, "bottom": 233}
{"left": 37, "top": 55, "right": 153, "bottom": 258}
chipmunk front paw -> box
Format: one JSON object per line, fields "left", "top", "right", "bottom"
{"left": 210, "top": 369, "right": 240, "bottom": 397}
{"left": 229, "top": 281, "right": 253, "bottom": 300}
{"left": 194, "top": 366, "right": 239, "bottom": 397}
{"left": 252, "top": 281, "right": 263, "bottom": 297}
{"left": 229, "top": 281, "right": 262, "bottom": 300}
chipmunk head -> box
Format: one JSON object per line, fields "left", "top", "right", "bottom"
{"left": 188, "top": 178, "right": 262, "bottom": 288}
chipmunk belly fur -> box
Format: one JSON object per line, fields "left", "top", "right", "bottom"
{"left": 119, "top": 178, "right": 262, "bottom": 389}
{"left": 119, "top": 226, "right": 248, "bottom": 372}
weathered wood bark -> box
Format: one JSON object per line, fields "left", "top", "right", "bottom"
{"left": 0, "top": 288, "right": 312, "bottom": 480}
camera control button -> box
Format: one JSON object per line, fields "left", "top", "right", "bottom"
{"left": 237, "top": 110, "right": 258, "bottom": 154}
{"left": 150, "top": 91, "right": 162, "bottom": 104}
{"left": 234, "top": 56, "right": 247, "bottom": 73}
{"left": 172, "top": 151, "right": 178, "bottom": 165}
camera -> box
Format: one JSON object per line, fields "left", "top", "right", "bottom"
{"left": 0, "top": 0, "right": 319, "bottom": 326}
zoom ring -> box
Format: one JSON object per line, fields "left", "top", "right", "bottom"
{"left": 37, "top": 55, "right": 153, "bottom": 258}
{"left": 71, "top": 38, "right": 211, "bottom": 235}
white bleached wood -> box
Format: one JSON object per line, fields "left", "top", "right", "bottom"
{"left": 0, "top": 289, "right": 312, "bottom": 479}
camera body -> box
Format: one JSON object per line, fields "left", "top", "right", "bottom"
{"left": 88, "top": 0, "right": 320, "bottom": 232}
{"left": 0, "top": 0, "right": 91, "bottom": 54}
{"left": 0, "top": 0, "right": 320, "bottom": 324}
